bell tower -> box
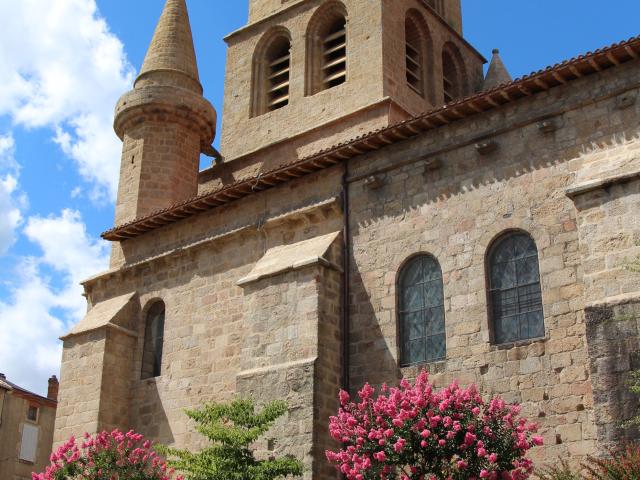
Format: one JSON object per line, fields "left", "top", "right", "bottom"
{"left": 112, "top": 0, "right": 216, "bottom": 227}
{"left": 220, "top": 0, "right": 484, "bottom": 163}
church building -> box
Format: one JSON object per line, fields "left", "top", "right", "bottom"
{"left": 53, "top": 0, "right": 640, "bottom": 477}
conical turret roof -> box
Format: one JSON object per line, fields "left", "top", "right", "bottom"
{"left": 135, "top": 0, "right": 202, "bottom": 93}
{"left": 483, "top": 49, "right": 512, "bottom": 91}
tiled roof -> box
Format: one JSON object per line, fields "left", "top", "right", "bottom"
{"left": 0, "top": 376, "right": 56, "bottom": 406}
{"left": 103, "top": 35, "right": 640, "bottom": 241}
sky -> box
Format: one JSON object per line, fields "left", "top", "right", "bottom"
{"left": 0, "top": 0, "right": 638, "bottom": 396}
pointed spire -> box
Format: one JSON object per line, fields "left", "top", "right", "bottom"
{"left": 483, "top": 49, "right": 512, "bottom": 91}
{"left": 136, "top": 0, "right": 202, "bottom": 93}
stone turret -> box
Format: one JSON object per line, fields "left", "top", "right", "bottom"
{"left": 483, "top": 48, "right": 512, "bottom": 90}
{"left": 113, "top": 0, "right": 216, "bottom": 227}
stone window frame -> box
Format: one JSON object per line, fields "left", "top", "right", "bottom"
{"left": 486, "top": 229, "right": 546, "bottom": 347}
{"left": 26, "top": 404, "right": 39, "bottom": 424}
{"left": 396, "top": 253, "right": 447, "bottom": 367}
{"left": 305, "top": 0, "right": 349, "bottom": 97}
{"left": 251, "top": 27, "right": 293, "bottom": 117}
{"left": 140, "top": 299, "right": 166, "bottom": 380}
{"left": 441, "top": 41, "right": 467, "bottom": 104}
{"left": 404, "top": 9, "right": 435, "bottom": 104}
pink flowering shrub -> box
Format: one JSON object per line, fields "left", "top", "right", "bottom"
{"left": 326, "top": 371, "right": 543, "bottom": 480}
{"left": 32, "top": 429, "right": 182, "bottom": 480}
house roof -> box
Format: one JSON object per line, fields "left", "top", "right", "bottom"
{"left": 0, "top": 375, "right": 57, "bottom": 407}
{"left": 102, "top": 35, "right": 640, "bottom": 242}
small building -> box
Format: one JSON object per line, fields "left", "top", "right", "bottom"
{"left": 0, "top": 374, "right": 58, "bottom": 480}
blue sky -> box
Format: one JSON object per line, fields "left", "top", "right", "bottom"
{"left": 0, "top": 0, "right": 638, "bottom": 396}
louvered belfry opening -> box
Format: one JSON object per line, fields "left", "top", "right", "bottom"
{"left": 426, "top": 0, "right": 444, "bottom": 16}
{"left": 266, "top": 36, "right": 291, "bottom": 112}
{"left": 442, "top": 50, "right": 457, "bottom": 104}
{"left": 321, "top": 16, "right": 347, "bottom": 89}
{"left": 405, "top": 17, "right": 424, "bottom": 96}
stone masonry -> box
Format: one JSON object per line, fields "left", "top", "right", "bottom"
{"left": 53, "top": 0, "right": 640, "bottom": 477}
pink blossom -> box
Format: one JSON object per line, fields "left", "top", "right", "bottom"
{"left": 32, "top": 430, "right": 177, "bottom": 480}
{"left": 325, "top": 369, "right": 540, "bottom": 480}
{"left": 531, "top": 436, "right": 544, "bottom": 446}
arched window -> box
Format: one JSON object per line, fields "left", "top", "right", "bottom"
{"left": 399, "top": 255, "right": 446, "bottom": 366}
{"left": 405, "top": 15, "right": 425, "bottom": 96}
{"left": 488, "top": 232, "right": 544, "bottom": 345}
{"left": 251, "top": 30, "right": 291, "bottom": 116}
{"left": 141, "top": 301, "right": 165, "bottom": 379}
{"left": 306, "top": 2, "right": 347, "bottom": 95}
{"left": 442, "top": 43, "right": 466, "bottom": 103}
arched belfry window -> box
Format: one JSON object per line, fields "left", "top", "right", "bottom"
{"left": 306, "top": 2, "right": 347, "bottom": 95}
{"left": 399, "top": 255, "right": 446, "bottom": 366}
{"left": 251, "top": 30, "right": 291, "bottom": 117}
{"left": 488, "top": 232, "right": 544, "bottom": 345}
{"left": 141, "top": 301, "right": 166, "bottom": 379}
{"left": 405, "top": 15, "right": 425, "bottom": 96}
{"left": 442, "top": 42, "right": 466, "bottom": 104}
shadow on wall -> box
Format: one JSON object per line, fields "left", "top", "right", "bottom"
{"left": 349, "top": 74, "right": 640, "bottom": 233}
{"left": 133, "top": 378, "right": 175, "bottom": 447}
{"left": 585, "top": 301, "right": 640, "bottom": 446}
{"left": 348, "top": 263, "right": 402, "bottom": 392}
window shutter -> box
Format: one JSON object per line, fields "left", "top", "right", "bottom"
{"left": 322, "top": 20, "right": 346, "bottom": 89}
{"left": 19, "top": 423, "right": 39, "bottom": 463}
{"left": 267, "top": 41, "right": 291, "bottom": 111}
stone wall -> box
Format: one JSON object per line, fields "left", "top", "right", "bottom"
{"left": 54, "top": 330, "right": 108, "bottom": 443}
{"left": 346, "top": 61, "right": 640, "bottom": 464}
{"left": 584, "top": 300, "right": 640, "bottom": 446}
{"left": 59, "top": 168, "right": 344, "bottom": 468}
{"left": 221, "top": 0, "right": 483, "bottom": 165}
{"left": 569, "top": 137, "right": 640, "bottom": 446}
{"left": 54, "top": 327, "right": 137, "bottom": 444}
{"left": 237, "top": 258, "right": 342, "bottom": 480}
{"left": 114, "top": 121, "right": 201, "bottom": 229}
{"left": 381, "top": 0, "right": 483, "bottom": 115}
{"left": 249, "top": 0, "right": 307, "bottom": 23}
{"left": 221, "top": 0, "right": 388, "bottom": 161}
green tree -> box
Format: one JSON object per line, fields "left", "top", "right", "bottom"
{"left": 160, "top": 398, "right": 303, "bottom": 480}
{"left": 624, "top": 251, "right": 640, "bottom": 428}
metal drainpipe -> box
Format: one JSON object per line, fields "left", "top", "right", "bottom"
{"left": 341, "top": 161, "right": 351, "bottom": 393}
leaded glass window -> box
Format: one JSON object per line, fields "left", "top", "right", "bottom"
{"left": 488, "top": 232, "right": 544, "bottom": 344}
{"left": 399, "top": 255, "right": 446, "bottom": 366}
{"left": 141, "top": 301, "right": 165, "bottom": 379}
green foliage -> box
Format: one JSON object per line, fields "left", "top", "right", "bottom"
{"left": 624, "top": 370, "right": 640, "bottom": 428}
{"left": 621, "top": 252, "right": 640, "bottom": 429}
{"left": 534, "top": 446, "right": 640, "bottom": 480}
{"left": 160, "top": 398, "right": 303, "bottom": 480}
{"left": 582, "top": 444, "right": 640, "bottom": 480}
{"left": 534, "top": 459, "right": 582, "bottom": 480}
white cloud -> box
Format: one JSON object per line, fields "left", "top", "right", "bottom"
{"left": 0, "top": 210, "right": 109, "bottom": 395}
{"left": 0, "top": 134, "right": 25, "bottom": 255}
{"left": 0, "top": 0, "right": 134, "bottom": 201}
